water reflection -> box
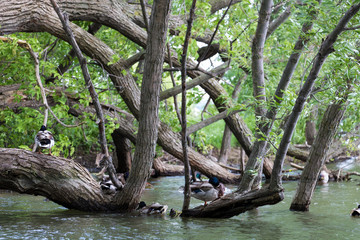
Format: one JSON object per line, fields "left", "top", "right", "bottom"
{"left": 2, "top": 177, "right": 360, "bottom": 239}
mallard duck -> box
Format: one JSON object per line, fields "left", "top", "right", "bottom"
{"left": 34, "top": 125, "right": 55, "bottom": 155}
{"left": 137, "top": 201, "right": 168, "bottom": 215}
{"left": 351, "top": 205, "right": 360, "bottom": 217}
{"left": 190, "top": 176, "right": 225, "bottom": 205}
{"left": 318, "top": 170, "right": 329, "bottom": 184}
{"left": 169, "top": 208, "right": 181, "bottom": 217}
{"left": 100, "top": 172, "right": 128, "bottom": 194}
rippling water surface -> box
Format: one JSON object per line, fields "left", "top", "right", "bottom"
{"left": 1, "top": 169, "right": 360, "bottom": 239}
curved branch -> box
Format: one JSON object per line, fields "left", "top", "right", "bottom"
{"left": 0, "top": 148, "right": 118, "bottom": 211}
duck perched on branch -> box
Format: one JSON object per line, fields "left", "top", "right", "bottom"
{"left": 34, "top": 125, "right": 55, "bottom": 155}
{"left": 190, "top": 176, "right": 225, "bottom": 205}
{"left": 100, "top": 172, "right": 128, "bottom": 194}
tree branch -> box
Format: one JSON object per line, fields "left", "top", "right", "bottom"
{"left": 187, "top": 109, "right": 242, "bottom": 135}
{"left": 270, "top": 2, "right": 360, "bottom": 190}
{"left": 181, "top": 0, "right": 197, "bottom": 211}
{"left": 50, "top": 0, "right": 122, "bottom": 189}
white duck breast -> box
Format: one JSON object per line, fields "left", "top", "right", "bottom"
{"left": 34, "top": 125, "right": 55, "bottom": 154}
{"left": 36, "top": 130, "right": 55, "bottom": 148}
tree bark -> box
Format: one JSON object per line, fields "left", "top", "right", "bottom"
{"left": 0, "top": 148, "right": 117, "bottom": 211}
{"left": 270, "top": 3, "right": 360, "bottom": 190}
{"left": 111, "top": 129, "right": 132, "bottom": 173}
{"left": 218, "top": 74, "right": 245, "bottom": 164}
{"left": 115, "top": 0, "right": 172, "bottom": 210}
{"left": 181, "top": 187, "right": 284, "bottom": 218}
{"left": 152, "top": 157, "right": 184, "bottom": 176}
{"left": 290, "top": 101, "right": 348, "bottom": 211}
{"left": 238, "top": 0, "right": 273, "bottom": 193}
{"left": 305, "top": 105, "right": 318, "bottom": 145}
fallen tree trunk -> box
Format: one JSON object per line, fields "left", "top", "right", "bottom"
{"left": 0, "top": 148, "right": 119, "bottom": 211}
{"left": 181, "top": 187, "right": 284, "bottom": 218}
{"left": 152, "top": 157, "right": 184, "bottom": 176}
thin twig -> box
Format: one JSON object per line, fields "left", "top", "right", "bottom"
{"left": 140, "top": 0, "right": 149, "bottom": 31}
{"left": 167, "top": 43, "right": 182, "bottom": 124}
{"left": 196, "top": 0, "right": 233, "bottom": 68}
{"left": 344, "top": 25, "right": 360, "bottom": 30}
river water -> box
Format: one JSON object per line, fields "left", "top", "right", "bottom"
{"left": 1, "top": 165, "right": 360, "bottom": 239}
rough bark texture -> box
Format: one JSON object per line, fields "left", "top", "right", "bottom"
{"left": 0, "top": 148, "right": 116, "bottom": 211}
{"left": 290, "top": 102, "right": 347, "bottom": 211}
{"left": 181, "top": 187, "right": 284, "bottom": 218}
{"left": 111, "top": 129, "right": 132, "bottom": 173}
{"left": 115, "top": 0, "right": 172, "bottom": 210}
{"left": 305, "top": 105, "right": 318, "bottom": 146}
{"left": 152, "top": 158, "right": 184, "bottom": 176}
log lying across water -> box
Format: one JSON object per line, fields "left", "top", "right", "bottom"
{"left": 181, "top": 187, "right": 284, "bottom": 218}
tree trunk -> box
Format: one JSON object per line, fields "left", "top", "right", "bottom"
{"left": 218, "top": 74, "right": 245, "bottom": 164}
{"left": 181, "top": 187, "right": 284, "bottom": 218}
{"left": 238, "top": 0, "right": 273, "bottom": 193}
{"left": 111, "top": 129, "right": 132, "bottom": 173}
{"left": 269, "top": 3, "right": 360, "bottom": 190}
{"left": 290, "top": 101, "right": 347, "bottom": 211}
{"left": 0, "top": 148, "right": 117, "bottom": 211}
{"left": 305, "top": 105, "right": 318, "bottom": 145}
{"left": 152, "top": 158, "right": 184, "bottom": 176}
{"left": 115, "top": 0, "right": 172, "bottom": 210}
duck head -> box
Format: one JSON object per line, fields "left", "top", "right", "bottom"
{"left": 209, "top": 176, "right": 220, "bottom": 187}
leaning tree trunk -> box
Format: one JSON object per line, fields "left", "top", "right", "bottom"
{"left": 238, "top": 0, "right": 273, "bottom": 193}
{"left": 0, "top": 148, "right": 118, "bottom": 211}
{"left": 290, "top": 97, "right": 349, "bottom": 211}
{"left": 305, "top": 104, "right": 318, "bottom": 146}
{"left": 181, "top": 187, "right": 284, "bottom": 218}
{"left": 218, "top": 74, "right": 245, "bottom": 164}
{"left": 269, "top": 3, "right": 360, "bottom": 191}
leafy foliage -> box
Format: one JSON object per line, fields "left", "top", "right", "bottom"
{"left": 1, "top": 0, "right": 360, "bottom": 159}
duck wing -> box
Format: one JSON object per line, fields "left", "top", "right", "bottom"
{"left": 190, "top": 182, "right": 214, "bottom": 192}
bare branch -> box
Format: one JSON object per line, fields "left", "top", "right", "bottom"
{"left": 167, "top": 43, "right": 182, "bottom": 124}
{"left": 187, "top": 109, "right": 242, "bottom": 135}
{"left": 50, "top": 0, "right": 122, "bottom": 189}
{"left": 266, "top": 6, "right": 291, "bottom": 39}
{"left": 140, "top": 0, "right": 149, "bottom": 31}
{"left": 196, "top": 0, "right": 233, "bottom": 68}
{"left": 344, "top": 25, "right": 360, "bottom": 31}
{"left": 180, "top": 0, "right": 197, "bottom": 212}
{"left": 160, "top": 61, "right": 230, "bottom": 100}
